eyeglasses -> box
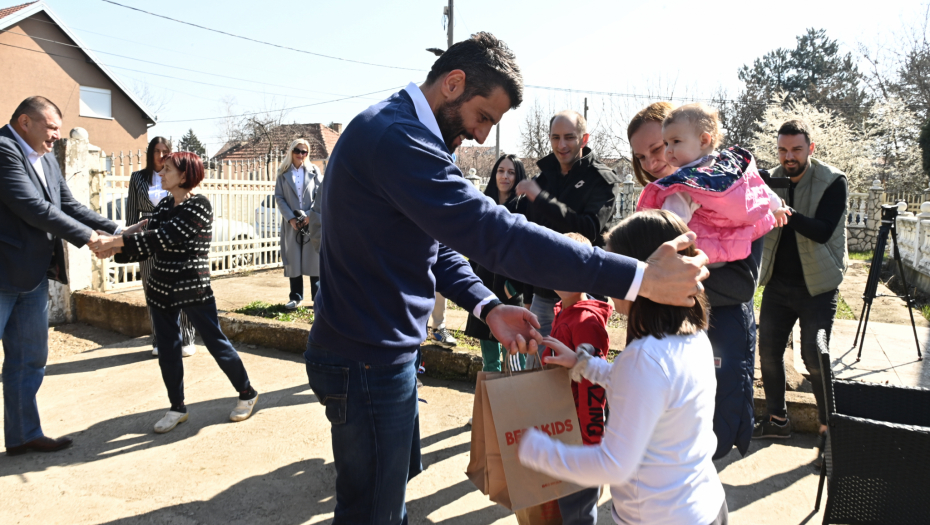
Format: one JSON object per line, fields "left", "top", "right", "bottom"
{"left": 293, "top": 149, "right": 309, "bottom": 156}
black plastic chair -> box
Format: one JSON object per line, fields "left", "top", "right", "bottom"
{"left": 815, "top": 329, "right": 930, "bottom": 524}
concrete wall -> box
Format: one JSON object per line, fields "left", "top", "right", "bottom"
{"left": 0, "top": 12, "right": 150, "bottom": 155}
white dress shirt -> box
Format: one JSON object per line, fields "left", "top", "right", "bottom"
{"left": 148, "top": 171, "right": 169, "bottom": 206}
{"left": 292, "top": 165, "right": 306, "bottom": 208}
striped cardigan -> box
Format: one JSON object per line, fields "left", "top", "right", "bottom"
{"left": 116, "top": 194, "right": 214, "bottom": 309}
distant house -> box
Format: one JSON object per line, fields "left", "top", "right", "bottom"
{"left": 0, "top": 1, "right": 156, "bottom": 154}
{"left": 214, "top": 123, "right": 342, "bottom": 174}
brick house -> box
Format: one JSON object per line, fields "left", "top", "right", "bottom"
{"left": 0, "top": 1, "right": 156, "bottom": 153}
{"left": 213, "top": 123, "right": 342, "bottom": 174}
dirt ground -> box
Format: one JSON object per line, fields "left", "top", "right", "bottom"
{"left": 1, "top": 323, "right": 829, "bottom": 525}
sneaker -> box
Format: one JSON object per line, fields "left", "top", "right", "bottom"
{"left": 467, "top": 417, "right": 473, "bottom": 426}
{"left": 154, "top": 410, "right": 188, "bottom": 433}
{"left": 230, "top": 393, "right": 258, "bottom": 422}
{"left": 152, "top": 347, "right": 159, "bottom": 357}
{"left": 182, "top": 345, "right": 197, "bottom": 357}
{"left": 752, "top": 415, "right": 792, "bottom": 439}
{"left": 285, "top": 300, "right": 301, "bottom": 310}
{"left": 430, "top": 327, "right": 457, "bottom": 348}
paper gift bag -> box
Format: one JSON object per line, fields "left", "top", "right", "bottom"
{"left": 485, "top": 366, "right": 585, "bottom": 511}
{"left": 515, "top": 500, "right": 562, "bottom": 525}
{"left": 466, "top": 371, "right": 500, "bottom": 494}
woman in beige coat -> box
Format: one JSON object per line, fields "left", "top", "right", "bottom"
{"left": 274, "top": 139, "right": 323, "bottom": 309}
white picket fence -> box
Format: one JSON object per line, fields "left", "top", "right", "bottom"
{"left": 98, "top": 150, "right": 289, "bottom": 291}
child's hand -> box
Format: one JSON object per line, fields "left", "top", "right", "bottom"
{"left": 773, "top": 206, "right": 792, "bottom": 228}
{"left": 541, "top": 336, "right": 578, "bottom": 368}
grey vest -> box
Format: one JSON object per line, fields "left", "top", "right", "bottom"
{"left": 759, "top": 158, "right": 848, "bottom": 296}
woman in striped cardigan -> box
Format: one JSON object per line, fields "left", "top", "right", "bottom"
{"left": 126, "top": 137, "right": 196, "bottom": 358}
{"left": 98, "top": 152, "right": 258, "bottom": 434}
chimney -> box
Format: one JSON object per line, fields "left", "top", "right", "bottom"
{"left": 332, "top": 123, "right": 343, "bottom": 134}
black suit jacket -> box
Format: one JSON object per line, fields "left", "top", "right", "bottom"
{"left": 0, "top": 125, "right": 117, "bottom": 292}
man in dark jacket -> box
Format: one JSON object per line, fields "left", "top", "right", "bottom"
{"left": 0, "top": 96, "right": 119, "bottom": 455}
{"left": 515, "top": 110, "right": 621, "bottom": 360}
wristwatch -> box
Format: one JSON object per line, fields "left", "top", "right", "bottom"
{"left": 479, "top": 298, "right": 503, "bottom": 324}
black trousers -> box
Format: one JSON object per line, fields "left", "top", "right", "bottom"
{"left": 759, "top": 276, "right": 838, "bottom": 425}
{"left": 289, "top": 276, "right": 320, "bottom": 302}
{"left": 150, "top": 299, "right": 251, "bottom": 408}
{"left": 707, "top": 301, "right": 756, "bottom": 459}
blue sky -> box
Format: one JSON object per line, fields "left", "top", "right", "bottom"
{"left": 40, "top": 0, "right": 925, "bottom": 156}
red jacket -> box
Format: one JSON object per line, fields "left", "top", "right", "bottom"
{"left": 545, "top": 298, "right": 612, "bottom": 445}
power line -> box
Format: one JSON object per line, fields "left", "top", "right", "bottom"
{"left": 102, "top": 0, "right": 427, "bottom": 72}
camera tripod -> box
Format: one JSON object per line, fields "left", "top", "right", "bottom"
{"left": 851, "top": 205, "right": 923, "bottom": 361}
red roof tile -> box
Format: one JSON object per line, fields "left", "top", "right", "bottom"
{"left": 214, "top": 123, "right": 340, "bottom": 161}
{"left": 0, "top": 1, "right": 36, "bottom": 20}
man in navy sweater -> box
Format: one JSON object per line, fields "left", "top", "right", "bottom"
{"left": 306, "top": 33, "right": 709, "bottom": 524}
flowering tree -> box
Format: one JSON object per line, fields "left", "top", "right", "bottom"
{"left": 865, "top": 97, "right": 927, "bottom": 192}
{"left": 750, "top": 92, "right": 874, "bottom": 191}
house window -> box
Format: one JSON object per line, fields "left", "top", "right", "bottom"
{"left": 79, "top": 87, "right": 112, "bottom": 119}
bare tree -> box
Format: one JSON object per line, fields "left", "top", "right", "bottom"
{"left": 214, "top": 96, "right": 293, "bottom": 154}
{"left": 131, "top": 79, "right": 172, "bottom": 120}
{"left": 518, "top": 99, "right": 552, "bottom": 176}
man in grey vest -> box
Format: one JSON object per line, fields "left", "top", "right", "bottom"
{"left": 754, "top": 120, "right": 848, "bottom": 468}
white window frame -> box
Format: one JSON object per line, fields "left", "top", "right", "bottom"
{"left": 79, "top": 86, "right": 113, "bottom": 120}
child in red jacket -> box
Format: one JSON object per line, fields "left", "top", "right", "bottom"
{"left": 541, "top": 232, "right": 612, "bottom": 524}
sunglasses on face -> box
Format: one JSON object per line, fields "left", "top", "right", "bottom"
{"left": 293, "top": 149, "right": 309, "bottom": 156}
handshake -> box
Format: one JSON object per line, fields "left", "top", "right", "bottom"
{"left": 87, "top": 220, "right": 147, "bottom": 259}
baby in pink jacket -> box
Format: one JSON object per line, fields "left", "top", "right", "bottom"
{"left": 637, "top": 103, "right": 790, "bottom": 266}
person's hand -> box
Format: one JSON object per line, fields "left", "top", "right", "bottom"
{"left": 123, "top": 219, "right": 148, "bottom": 235}
{"left": 289, "top": 218, "right": 299, "bottom": 231}
{"left": 540, "top": 336, "right": 578, "bottom": 369}
{"left": 772, "top": 206, "right": 792, "bottom": 228}
{"left": 94, "top": 247, "right": 120, "bottom": 259}
{"left": 638, "top": 232, "right": 710, "bottom": 307}
{"left": 86, "top": 229, "right": 103, "bottom": 252}
{"left": 514, "top": 179, "right": 542, "bottom": 201}
{"left": 93, "top": 231, "right": 122, "bottom": 254}
{"left": 486, "top": 305, "right": 543, "bottom": 356}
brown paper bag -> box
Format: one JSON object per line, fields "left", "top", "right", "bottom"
{"left": 466, "top": 370, "right": 514, "bottom": 496}
{"left": 515, "top": 500, "right": 562, "bottom": 525}
{"left": 485, "top": 366, "right": 585, "bottom": 511}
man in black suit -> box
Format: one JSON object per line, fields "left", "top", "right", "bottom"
{"left": 0, "top": 96, "right": 119, "bottom": 455}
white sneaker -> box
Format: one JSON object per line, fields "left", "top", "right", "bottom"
{"left": 182, "top": 345, "right": 197, "bottom": 357}
{"left": 468, "top": 418, "right": 473, "bottom": 426}
{"left": 152, "top": 347, "right": 159, "bottom": 357}
{"left": 230, "top": 393, "right": 258, "bottom": 422}
{"left": 285, "top": 300, "right": 301, "bottom": 310}
{"left": 154, "top": 410, "right": 188, "bottom": 433}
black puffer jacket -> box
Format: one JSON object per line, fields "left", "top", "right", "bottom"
{"left": 525, "top": 147, "right": 621, "bottom": 300}
{"left": 464, "top": 195, "right": 530, "bottom": 341}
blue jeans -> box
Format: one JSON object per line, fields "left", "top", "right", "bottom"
{"left": 526, "top": 295, "right": 557, "bottom": 369}
{"left": 0, "top": 279, "right": 49, "bottom": 448}
{"left": 558, "top": 486, "right": 601, "bottom": 525}
{"left": 304, "top": 342, "right": 422, "bottom": 525}
{"left": 149, "top": 299, "right": 251, "bottom": 407}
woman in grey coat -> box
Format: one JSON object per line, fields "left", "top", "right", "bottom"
{"left": 274, "top": 138, "right": 323, "bottom": 309}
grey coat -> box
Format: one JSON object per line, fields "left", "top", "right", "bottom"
{"left": 274, "top": 163, "right": 322, "bottom": 277}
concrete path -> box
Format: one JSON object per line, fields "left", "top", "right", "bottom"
{"left": 2, "top": 324, "right": 827, "bottom": 525}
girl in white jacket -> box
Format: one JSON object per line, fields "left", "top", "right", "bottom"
{"left": 518, "top": 209, "right": 728, "bottom": 525}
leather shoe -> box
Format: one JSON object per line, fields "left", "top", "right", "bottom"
{"left": 6, "top": 435, "right": 73, "bottom": 456}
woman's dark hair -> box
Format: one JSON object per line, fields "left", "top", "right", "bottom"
{"left": 604, "top": 210, "right": 708, "bottom": 343}
{"left": 483, "top": 154, "right": 527, "bottom": 204}
{"left": 168, "top": 152, "right": 205, "bottom": 190}
{"left": 627, "top": 101, "right": 674, "bottom": 186}
{"left": 143, "top": 136, "right": 172, "bottom": 185}
{"left": 425, "top": 32, "right": 523, "bottom": 110}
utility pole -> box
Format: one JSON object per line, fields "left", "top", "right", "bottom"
{"left": 583, "top": 97, "right": 589, "bottom": 121}
{"left": 495, "top": 123, "right": 500, "bottom": 159}
{"left": 445, "top": 0, "right": 454, "bottom": 49}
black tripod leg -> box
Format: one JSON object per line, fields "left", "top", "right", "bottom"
{"left": 851, "top": 299, "right": 868, "bottom": 349}
{"left": 889, "top": 227, "right": 923, "bottom": 360}
{"left": 857, "top": 302, "right": 873, "bottom": 362}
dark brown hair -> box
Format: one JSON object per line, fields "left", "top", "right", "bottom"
{"left": 777, "top": 119, "right": 812, "bottom": 145}
{"left": 167, "top": 152, "right": 205, "bottom": 190}
{"left": 11, "top": 96, "right": 62, "bottom": 122}
{"left": 627, "top": 101, "right": 674, "bottom": 186}
{"left": 143, "top": 136, "right": 172, "bottom": 185}
{"left": 424, "top": 32, "right": 523, "bottom": 110}
{"left": 604, "top": 210, "right": 708, "bottom": 342}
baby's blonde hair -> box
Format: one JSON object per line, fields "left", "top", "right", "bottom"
{"left": 662, "top": 103, "right": 723, "bottom": 149}
{"left": 563, "top": 231, "right": 592, "bottom": 247}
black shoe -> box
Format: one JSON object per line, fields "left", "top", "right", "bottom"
{"left": 752, "top": 415, "right": 792, "bottom": 439}
{"left": 6, "top": 435, "right": 73, "bottom": 456}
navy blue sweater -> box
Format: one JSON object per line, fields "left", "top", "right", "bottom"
{"left": 310, "top": 90, "right": 639, "bottom": 364}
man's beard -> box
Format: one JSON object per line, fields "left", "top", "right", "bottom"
{"left": 436, "top": 98, "right": 473, "bottom": 151}
{"left": 783, "top": 159, "right": 809, "bottom": 178}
